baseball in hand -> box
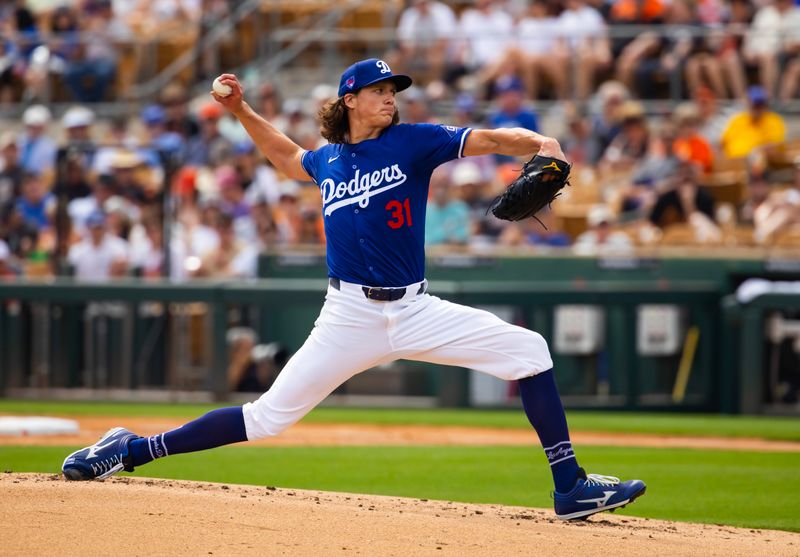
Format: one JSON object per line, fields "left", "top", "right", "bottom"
{"left": 212, "top": 76, "right": 232, "bottom": 97}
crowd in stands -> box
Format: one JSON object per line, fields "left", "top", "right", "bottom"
{"left": 0, "top": 0, "right": 799, "bottom": 282}
{"left": 0, "top": 0, "right": 232, "bottom": 104}
{"left": 388, "top": 0, "right": 800, "bottom": 103}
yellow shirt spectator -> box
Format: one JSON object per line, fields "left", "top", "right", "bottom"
{"left": 721, "top": 111, "right": 786, "bottom": 159}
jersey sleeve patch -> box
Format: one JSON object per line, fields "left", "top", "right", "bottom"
{"left": 410, "top": 123, "right": 472, "bottom": 169}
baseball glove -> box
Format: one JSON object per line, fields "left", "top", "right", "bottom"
{"left": 489, "top": 155, "right": 571, "bottom": 222}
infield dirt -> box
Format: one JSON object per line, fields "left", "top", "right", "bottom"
{"left": 2, "top": 473, "right": 798, "bottom": 557}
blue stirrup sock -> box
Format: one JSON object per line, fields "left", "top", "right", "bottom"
{"left": 518, "top": 370, "right": 581, "bottom": 493}
{"left": 129, "top": 406, "right": 248, "bottom": 467}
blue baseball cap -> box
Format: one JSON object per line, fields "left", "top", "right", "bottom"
{"left": 747, "top": 85, "right": 768, "bottom": 105}
{"left": 494, "top": 75, "right": 525, "bottom": 95}
{"left": 141, "top": 104, "right": 165, "bottom": 125}
{"left": 337, "top": 58, "right": 412, "bottom": 98}
{"left": 86, "top": 210, "right": 106, "bottom": 228}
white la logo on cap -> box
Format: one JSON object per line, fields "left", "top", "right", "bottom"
{"left": 376, "top": 60, "right": 391, "bottom": 74}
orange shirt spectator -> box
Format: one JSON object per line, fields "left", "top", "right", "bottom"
{"left": 673, "top": 136, "right": 713, "bottom": 173}
{"left": 611, "top": 0, "right": 666, "bottom": 22}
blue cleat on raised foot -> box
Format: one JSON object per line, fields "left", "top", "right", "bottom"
{"left": 62, "top": 427, "right": 139, "bottom": 481}
{"left": 554, "top": 468, "right": 646, "bottom": 520}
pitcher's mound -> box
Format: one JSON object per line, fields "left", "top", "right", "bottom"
{"left": 1, "top": 473, "right": 796, "bottom": 556}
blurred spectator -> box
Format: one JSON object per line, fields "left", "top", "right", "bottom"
{"left": 2, "top": 204, "right": 39, "bottom": 261}
{"left": 388, "top": 0, "right": 457, "bottom": 85}
{"left": 778, "top": 30, "right": 800, "bottom": 102}
{"left": 68, "top": 173, "right": 115, "bottom": 231}
{"left": 425, "top": 169, "right": 470, "bottom": 245}
{"left": 686, "top": 0, "right": 752, "bottom": 100}
{"left": 487, "top": 76, "right": 538, "bottom": 164}
{"left": 280, "top": 98, "right": 318, "bottom": 150}
{"left": 15, "top": 172, "right": 54, "bottom": 230}
{"left": 574, "top": 204, "right": 634, "bottom": 254}
{"left": 109, "top": 150, "right": 148, "bottom": 209}
{"left": 508, "top": 0, "right": 565, "bottom": 100}
{"left": 64, "top": 0, "right": 132, "bottom": 102}
{"left": 451, "top": 92, "right": 483, "bottom": 128}
{"left": 172, "top": 205, "right": 220, "bottom": 279}
{"left": 298, "top": 206, "right": 324, "bottom": 245}
{"left": 185, "top": 102, "right": 234, "bottom": 166}
{"left": 129, "top": 214, "right": 164, "bottom": 277}
{"left": 742, "top": 166, "right": 800, "bottom": 243}
{"left": 0, "top": 35, "right": 20, "bottom": 104}
{"left": 618, "top": 175, "right": 659, "bottom": 218}
{"left": 215, "top": 164, "right": 255, "bottom": 242}
{"left": 59, "top": 106, "right": 98, "bottom": 174}
{"left": 0, "top": 131, "right": 23, "bottom": 212}
{"left": 452, "top": 0, "right": 514, "bottom": 88}
{"left": 649, "top": 160, "right": 717, "bottom": 231}
{"left": 18, "top": 104, "right": 57, "bottom": 177}
{"left": 720, "top": 85, "right": 786, "bottom": 159}
{"left": 23, "top": 6, "right": 80, "bottom": 103}
{"left": 257, "top": 82, "right": 284, "bottom": 126}
{"left": 52, "top": 149, "right": 92, "bottom": 202}
{"left": 560, "top": 105, "right": 596, "bottom": 166}
{"left": 67, "top": 210, "right": 129, "bottom": 279}
{"left": 558, "top": 0, "right": 611, "bottom": 101}
{"left": 205, "top": 211, "right": 258, "bottom": 277}
{"left": 738, "top": 169, "right": 771, "bottom": 225}
{"left": 742, "top": 0, "right": 800, "bottom": 98}
{"left": 498, "top": 208, "right": 571, "bottom": 247}
{"left": 608, "top": 0, "right": 667, "bottom": 60}
{"left": 250, "top": 194, "right": 278, "bottom": 250}
{"left": 671, "top": 103, "right": 714, "bottom": 173}
{"left": 0, "top": 238, "right": 13, "bottom": 276}
{"left": 236, "top": 141, "right": 282, "bottom": 207}
{"left": 692, "top": 85, "right": 737, "bottom": 146}
{"left": 599, "top": 101, "right": 653, "bottom": 174}
{"left": 132, "top": 0, "right": 202, "bottom": 22}
{"left": 160, "top": 83, "right": 200, "bottom": 139}
{"left": 140, "top": 104, "right": 186, "bottom": 165}
{"left": 3, "top": 0, "right": 38, "bottom": 62}
{"left": 446, "top": 161, "right": 502, "bottom": 245}
{"left": 272, "top": 180, "right": 303, "bottom": 245}
{"left": 91, "top": 116, "right": 135, "bottom": 175}
{"left": 401, "top": 87, "right": 435, "bottom": 124}
{"left": 588, "top": 81, "right": 628, "bottom": 164}
{"left": 616, "top": 0, "right": 704, "bottom": 99}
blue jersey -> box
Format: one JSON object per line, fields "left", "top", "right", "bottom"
{"left": 302, "top": 123, "right": 472, "bottom": 287}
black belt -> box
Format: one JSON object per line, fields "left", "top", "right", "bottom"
{"left": 329, "top": 277, "right": 427, "bottom": 301}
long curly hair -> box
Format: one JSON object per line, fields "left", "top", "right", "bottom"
{"left": 318, "top": 94, "right": 400, "bottom": 144}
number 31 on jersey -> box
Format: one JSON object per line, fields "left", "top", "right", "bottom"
{"left": 386, "top": 198, "right": 413, "bottom": 229}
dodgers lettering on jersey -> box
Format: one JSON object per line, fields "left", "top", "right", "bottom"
{"left": 302, "top": 123, "right": 472, "bottom": 287}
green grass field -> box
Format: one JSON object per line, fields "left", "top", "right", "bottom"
{"left": 1, "top": 400, "right": 799, "bottom": 532}
{"left": 1, "top": 400, "right": 799, "bottom": 441}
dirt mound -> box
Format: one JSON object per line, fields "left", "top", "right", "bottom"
{"left": 2, "top": 473, "right": 797, "bottom": 556}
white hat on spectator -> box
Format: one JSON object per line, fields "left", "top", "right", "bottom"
{"left": 451, "top": 161, "right": 482, "bottom": 187}
{"left": 23, "top": 105, "right": 52, "bottom": 127}
{"left": 311, "top": 84, "right": 337, "bottom": 103}
{"left": 62, "top": 106, "right": 95, "bottom": 129}
{"left": 0, "top": 239, "right": 9, "bottom": 261}
{"left": 587, "top": 204, "right": 614, "bottom": 227}
{"left": 282, "top": 98, "right": 306, "bottom": 115}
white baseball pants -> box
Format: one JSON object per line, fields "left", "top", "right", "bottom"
{"left": 242, "top": 279, "right": 553, "bottom": 440}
